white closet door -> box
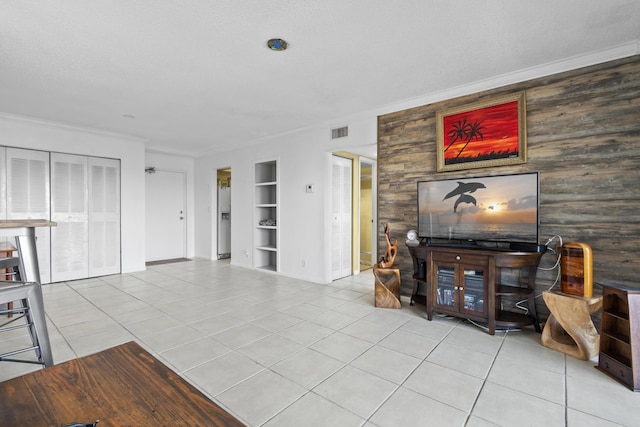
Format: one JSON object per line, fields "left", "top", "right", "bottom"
{"left": 89, "top": 157, "right": 120, "bottom": 277}
{"left": 6, "top": 148, "right": 51, "bottom": 283}
{"left": 50, "top": 153, "right": 88, "bottom": 282}
{"left": 331, "top": 155, "right": 352, "bottom": 280}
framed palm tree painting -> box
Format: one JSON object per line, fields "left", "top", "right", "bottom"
{"left": 436, "top": 91, "right": 526, "bottom": 172}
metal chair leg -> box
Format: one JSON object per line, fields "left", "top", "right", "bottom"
{"left": 0, "top": 282, "right": 53, "bottom": 367}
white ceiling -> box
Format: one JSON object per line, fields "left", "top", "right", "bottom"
{"left": 1, "top": 1, "right": 639, "bottom": 157}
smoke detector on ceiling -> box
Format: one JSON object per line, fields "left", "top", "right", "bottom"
{"left": 267, "top": 38, "right": 288, "bottom": 51}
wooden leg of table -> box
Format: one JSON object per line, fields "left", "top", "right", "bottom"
{"left": 410, "top": 279, "right": 418, "bottom": 306}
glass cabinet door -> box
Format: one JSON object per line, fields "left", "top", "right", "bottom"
{"left": 435, "top": 265, "right": 456, "bottom": 308}
{"left": 434, "top": 261, "right": 487, "bottom": 316}
{"left": 461, "top": 268, "right": 486, "bottom": 315}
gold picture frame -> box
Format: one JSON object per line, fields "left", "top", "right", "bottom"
{"left": 436, "top": 92, "right": 527, "bottom": 172}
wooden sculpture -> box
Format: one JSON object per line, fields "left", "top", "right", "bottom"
{"left": 541, "top": 290, "right": 602, "bottom": 360}
{"left": 378, "top": 223, "right": 398, "bottom": 268}
{"left": 373, "top": 264, "right": 401, "bottom": 308}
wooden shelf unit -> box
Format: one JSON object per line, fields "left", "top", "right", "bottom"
{"left": 597, "top": 282, "right": 640, "bottom": 391}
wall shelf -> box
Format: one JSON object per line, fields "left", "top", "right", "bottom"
{"left": 254, "top": 160, "right": 278, "bottom": 272}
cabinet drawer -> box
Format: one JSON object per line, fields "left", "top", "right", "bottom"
{"left": 432, "top": 252, "right": 488, "bottom": 265}
{"left": 598, "top": 353, "right": 633, "bottom": 389}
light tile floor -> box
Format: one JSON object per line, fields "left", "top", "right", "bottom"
{"left": 2, "top": 259, "right": 640, "bottom": 426}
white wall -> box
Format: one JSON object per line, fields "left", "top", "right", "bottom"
{"left": 204, "top": 46, "right": 636, "bottom": 284}
{"left": 0, "top": 113, "right": 146, "bottom": 274}
{"left": 1, "top": 43, "right": 629, "bottom": 282}
{"left": 144, "top": 151, "right": 196, "bottom": 259}
{"left": 194, "top": 114, "right": 378, "bottom": 283}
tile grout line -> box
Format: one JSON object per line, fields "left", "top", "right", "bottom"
{"left": 461, "top": 328, "right": 509, "bottom": 426}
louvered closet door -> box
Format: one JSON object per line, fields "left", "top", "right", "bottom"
{"left": 89, "top": 157, "right": 120, "bottom": 277}
{"left": 6, "top": 148, "right": 51, "bottom": 283}
{"left": 50, "top": 153, "right": 89, "bottom": 282}
{"left": 331, "top": 155, "right": 352, "bottom": 280}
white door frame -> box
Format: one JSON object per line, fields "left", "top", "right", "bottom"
{"left": 216, "top": 167, "right": 232, "bottom": 260}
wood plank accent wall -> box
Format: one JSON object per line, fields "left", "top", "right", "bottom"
{"left": 377, "top": 55, "right": 640, "bottom": 320}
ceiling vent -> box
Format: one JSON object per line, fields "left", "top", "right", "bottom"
{"left": 331, "top": 126, "right": 349, "bottom": 140}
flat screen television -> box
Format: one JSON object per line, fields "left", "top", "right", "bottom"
{"left": 417, "top": 172, "right": 540, "bottom": 249}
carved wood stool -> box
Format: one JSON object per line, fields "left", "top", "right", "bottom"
{"left": 373, "top": 264, "right": 401, "bottom": 309}
{"left": 541, "top": 290, "right": 603, "bottom": 360}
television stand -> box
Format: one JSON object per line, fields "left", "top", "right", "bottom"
{"left": 407, "top": 244, "right": 544, "bottom": 335}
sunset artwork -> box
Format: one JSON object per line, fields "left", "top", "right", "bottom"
{"left": 436, "top": 92, "right": 526, "bottom": 172}
{"left": 443, "top": 100, "right": 518, "bottom": 163}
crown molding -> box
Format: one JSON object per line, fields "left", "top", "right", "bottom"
{"left": 376, "top": 41, "right": 640, "bottom": 116}
{"left": 0, "top": 112, "right": 148, "bottom": 143}
{"left": 214, "top": 42, "right": 640, "bottom": 157}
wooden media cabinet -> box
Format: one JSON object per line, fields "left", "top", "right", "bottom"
{"left": 408, "top": 244, "right": 544, "bottom": 335}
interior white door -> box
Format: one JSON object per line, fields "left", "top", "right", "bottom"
{"left": 50, "top": 153, "right": 89, "bottom": 282}
{"left": 6, "top": 148, "right": 51, "bottom": 283}
{"left": 331, "top": 155, "right": 352, "bottom": 280}
{"left": 89, "top": 157, "right": 121, "bottom": 276}
{"left": 145, "top": 169, "right": 186, "bottom": 262}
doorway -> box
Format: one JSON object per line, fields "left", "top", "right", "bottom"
{"left": 331, "top": 151, "right": 377, "bottom": 279}
{"left": 216, "top": 168, "right": 231, "bottom": 260}
{"left": 145, "top": 169, "right": 186, "bottom": 262}
{"left": 359, "top": 159, "right": 376, "bottom": 271}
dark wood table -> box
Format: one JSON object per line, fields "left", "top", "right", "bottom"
{"left": 0, "top": 341, "right": 245, "bottom": 426}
